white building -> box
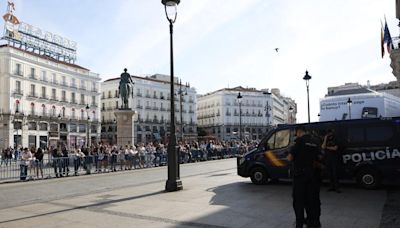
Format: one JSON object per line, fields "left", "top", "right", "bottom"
{"left": 101, "top": 74, "right": 197, "bottom": 144}
{"left": 320, "top": 84, "right": 400, "bottom": 121}
{"left": 197, "top": 86, "right": 297, "bottom": 141}
{"left": 0, "top": 45, "right": 101, "bottom": 149}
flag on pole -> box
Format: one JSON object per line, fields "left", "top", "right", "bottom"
{"left": 383, "top": 19, "right": 393, "bottom": 54}
{"left": 381, "top": 20, "right": 385, "bottom": 58}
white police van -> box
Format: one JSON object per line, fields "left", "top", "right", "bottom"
{"left": 237, "top": 117, "right": 400, "bottom": 189}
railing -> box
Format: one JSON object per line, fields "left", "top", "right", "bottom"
{"left": 0, "top": 147, "right": 247, "bottom": 183}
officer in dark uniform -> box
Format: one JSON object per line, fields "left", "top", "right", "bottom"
{"left": 288, "top": 126, "right": 321, "bottom": 228}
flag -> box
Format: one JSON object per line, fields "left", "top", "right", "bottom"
{"left": 381, "top": 20, "right": 384, "bottom": 58}
{"left": 383, "top": 19, "right": 393, "bottom": 54}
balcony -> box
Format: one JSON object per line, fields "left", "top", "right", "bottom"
{"left": 27, "top": 92, "right": 38, "bottom": 98}
{"left": 14, "top": 71, "right": 23, "bottom": 77}
{"left": 145, "top": 106, "right": 151, "bottom": 110}
{"left": 136, "top": 105, "right": 143, "bottom": 109}
{"left": 80, "top": 86, "right": 86, "bottom": 90}
{"left": 40, "top": 78, "right": 48, "bottom": 83}
{"left": 61, "top": 82, "right": 68, "bottom": 87}
{"left": 70, "top": 84, "right": 78, "bottom": 89}
{"left": 70, "top": 100, "right": 77, "bottom": 104}
{"left": 60, "top": 98, "right": 68, "bottom": 103}
{"left": 136, "top": 93, "right": 142, "bottom": 97}
{"left": 29, "top": 75, "right": 37, "bottom": 80}
{"left": 91, "top": 103, "right": 98, "bottom": 107}
{"left": 145, "top": 94, "right": 151, "bottom": 98}
{"left": 52, "top": 80, "right": 59, "bottom": 85}
{"left": 39, "top": 95, "right": 49, "bottom": 100}
{"left": 12, "top": 90, "right": 23, "bottom": 97}
{"left": 50, "top": 96, "right": 58, "bottom": 101}
{"left": 91, "top": 88, "right": 98, "bottom": 93}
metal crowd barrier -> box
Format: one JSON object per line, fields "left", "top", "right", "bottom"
{"left": 0, "top": 146, "right": 246, "bottom": 183}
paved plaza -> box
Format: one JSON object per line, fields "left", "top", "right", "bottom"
{"left": 0, "top": 158, "right": 398, "bottom": 228}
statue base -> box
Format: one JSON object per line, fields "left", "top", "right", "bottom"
{"left": 114, "top": 109, "right": 136, "bottom": 147}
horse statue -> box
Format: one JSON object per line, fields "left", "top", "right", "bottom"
{"left": 119, "top": 68, "right": 134, "bottom": 109}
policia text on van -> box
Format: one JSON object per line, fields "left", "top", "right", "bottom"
{"left": 237, "top": 117, "right": 400, "bottom": 189}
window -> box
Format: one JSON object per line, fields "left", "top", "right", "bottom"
{"left": 62, "top": 91, "right": 66, "bottom": 101}
{"left": 30, "top": 84, "right": 36, "bottom": 96}
{"left": 15, "top": 63, "right": 22, "bottom": 75}
{"left": 108, "top": 91, "right": 112, "bottom": 98}
{"left": 28, "top": 122, "right": 37, "bottom": 130}
{"left": 30, "top": 68, "right": 35, "bottom": 78}
{"left": 62, "top": 76, "right": 66, "bottom": 85}
{"left": 71, "top": 78, "right": 76, "bottom": 87}
{"left": 52, "top": 89, "right": 56, "bottom": 99}
{"left": 62, "top": 107, "right": 66, "bottom": 117}
{"left": 80, "top": 94, "right": 85, "bottom": 104}
{"left": 71, "top": 92, "right": 76, "bottom": 103}
{"left": 39, "top": 123, "right": 48, "bottom": 131}
{"left": 41, "top": 71, "right": 47, "bottom": 81}
{"left": 15, "top": 81, "right": 21, "bottom": 92}
{"left": 347, "top": 127, "right": 364, "bottom": 143}
{"left": 41, "top": 86, "right": 46, "bottom": 98}
{"left": 366, "top": 126, "right": 392, "bottom": 142}
{"left": 70, "top": 124, "right": 77, "bottom": 132}
{"left": 52, "top": 73, "right": 57, "bottom": 83}
{"left": 116, "top": 101, "right": 119, "bottom": 109}
{"left": 92, "top": 96, "right": 96, "bottom": 105}
{"left": 30, "top": 103, "right": 35, "bottom": 115}
{"left": 266, "top": 129, "right": 290, "bottom": 150}
{"left": 42, "top": 105, "right": 46, "bottom": 116}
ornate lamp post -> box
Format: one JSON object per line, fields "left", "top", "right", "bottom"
{"left": 85, "top": 104, "right": 90, "bottom": 148}
{"left": 162, "top": 0, "right": 182, "bottom": 192}
{"left": 303, "top": 70, "right": 312, "bottom": 123}
{"left": 237, "top": 92, "right": 243, "bottom": 141}
{"left": 347, "top": 98, "right": 352, "bottom": 120}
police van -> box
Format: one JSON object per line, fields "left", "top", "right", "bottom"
{"left": 237, "top": 117, "right": 400, "bottom": 189}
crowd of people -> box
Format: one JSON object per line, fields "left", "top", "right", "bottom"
{"left": 0, "top": 139, "right": 258, "bottom": 181}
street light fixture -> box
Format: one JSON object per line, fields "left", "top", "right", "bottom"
{"left": 347, "top": 98, "right": 352, "bottom": 120}
{"left": 289, "top": 106, "right": 294, "bottom": 124}
{"left": 237, "top": 92, "right": 243, "bottom": 141}
{"left": 303, "top": 70, "right": 312, "bottom": 123}
{"left": 162, "top": 0, "right": 182, "bottom": 192}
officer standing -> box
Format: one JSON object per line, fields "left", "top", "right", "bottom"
{"left": 288, "top": 126, "right": 321, "bottom": 228}
{"left": 322, "top": 129, "right": 341, "bottom": 193}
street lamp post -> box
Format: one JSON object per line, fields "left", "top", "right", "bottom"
{"left": 347, "top": 98, "right": 352, "bottom": 120}
{"left": 162, "top": 0, "right": 182, "bottom": 192}
{"left": 86, "top": 104, "right": 90, "bottom": 148}
{"left": 237, "top": 92, "right": 243, "bottom": 141}
{"left": 303, "top": 70, "right": 312, "bottom": 123}
{"left": 177, "top": 79, "right": 187, "bottom": 142}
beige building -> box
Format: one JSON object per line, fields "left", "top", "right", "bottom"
{"left": 0, "top": 45, "right": 101, "bottom": 149}
{"left": 197, "top": 86, "right": 296, "bottom": 141}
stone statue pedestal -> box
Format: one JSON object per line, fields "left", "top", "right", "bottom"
{"left": 114, "top": 109, "right": 136, "bottom": 147}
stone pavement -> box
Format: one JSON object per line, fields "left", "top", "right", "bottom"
{"left": 0, "top": 165, "right": 393, "bottom": 228}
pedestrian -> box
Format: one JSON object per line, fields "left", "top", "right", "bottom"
{"left": 110, "top": 146, "right": 118, "bottom": 172}
{"left": 288, "top": 126, "right": 321, "bottom": 228}
{"left": 61, "top": 146, "right": 70, "bottom": 176}
{"left": 20, "top": 148, "right": 32, "bottom": 181}
{"left": 73, "top": 149, "right": 85, "bottom": 176}
{"left": 322, "top": 129, "right": 341, "bottom": 193}
{"left": 34, "top": 147, "right": 44, "bottom": 179}
{"left": 52, "top": 146, "right": 63, "bottom": 178}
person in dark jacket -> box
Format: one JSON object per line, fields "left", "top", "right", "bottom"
{"left": 288, "top": 126, "right": 321, "bottom": 228}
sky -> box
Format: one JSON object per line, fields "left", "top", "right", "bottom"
{"left": 2, "top": 0, "right": 398, "bottom": 123}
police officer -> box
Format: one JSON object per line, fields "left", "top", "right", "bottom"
{"left": 288, "top": 126, "right": 321, "bottom": 228}
{"left": 322, "top": 129, "right": 341, "bottom": 193}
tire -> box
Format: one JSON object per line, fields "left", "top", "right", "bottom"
{"left": 250, "top": 167, "right": 269, "bottom": 185}
{"left": 356, "top": 168, "right": 381, "bottom": 190}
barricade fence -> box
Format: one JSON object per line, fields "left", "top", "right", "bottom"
{"left": 0, "top": 146, "right": 248, "bottom": 183}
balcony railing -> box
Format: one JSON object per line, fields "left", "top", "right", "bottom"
{"left": 28, "top": 92, "right": 38, "bottom": 98}
{"left": 29, "top": 75, "right": 37, "bottom": 80}
{"left": 12, "top": 90, "right": 23, "bottom": 96}
{"left": 14, "top": 71, "right": 23, "bottom": 76}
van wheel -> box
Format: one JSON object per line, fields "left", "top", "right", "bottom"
{"left": 250, "top": 167, "right": 269, "bottom": 185}
{"left": 356, "top": 168, "right": 381, "bottom": 190}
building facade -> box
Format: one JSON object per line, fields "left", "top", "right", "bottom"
{"left": 0, "top": 45, "right": 101, "bottom": 149}
{"left": 101, "top": 74, "right": 197, "bottom": 145}
{"left": 320, "top": 82, "right": 400, "bottom": 121}
{"left": 197, "top": 86, "right": 297, "bottom": 141}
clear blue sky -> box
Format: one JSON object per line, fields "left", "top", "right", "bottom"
{"left": 3, "top": 0, "right": 398, "bottom": 123}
